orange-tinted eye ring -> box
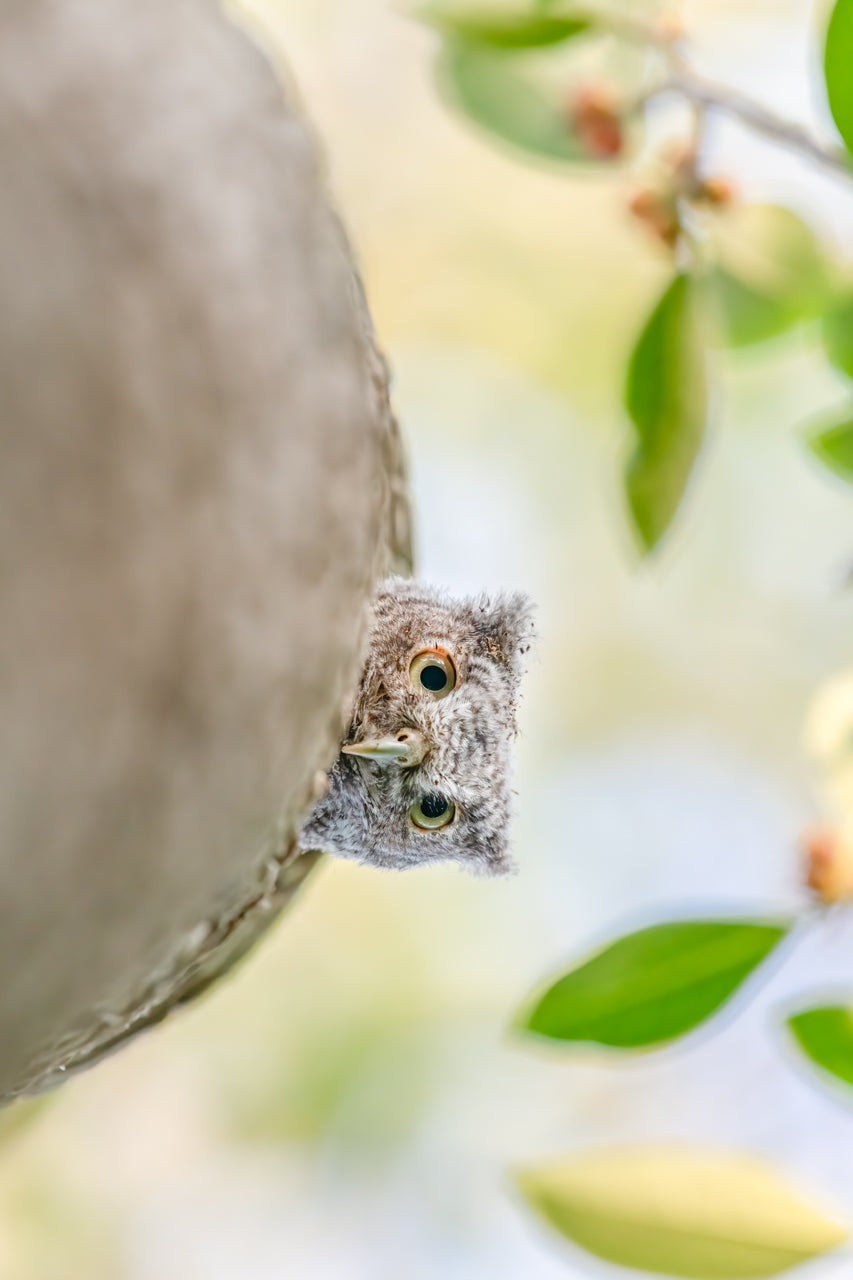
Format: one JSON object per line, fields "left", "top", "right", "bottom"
{"left": 409, "top": 648, "right": 456, "bottom": 700}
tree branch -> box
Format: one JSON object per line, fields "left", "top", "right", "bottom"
{"left": 0, "top": 0, "right": 412, "bottom": 1103}
{"left": 663, "top": 68, "right": 852, "bottom": 180}
{"left": 588, "top": 7, "right": 852, "bottom": 181}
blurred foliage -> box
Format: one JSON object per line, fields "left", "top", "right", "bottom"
{"left": 223, "top": 1006, "right": 438, "bottom": 1151}
{"left": 511, "top": 902, "right": 853, "bottom": 1274}
{"left": 806, "top": 416, "right": 853, "bottom": 483}
{"left": 707, "top": 204, "right": 829, "bottom": 349}
{"left": 417, "top": 0, "right": 853, "bottom": 1275}
{"left": 515, "top": 1147, "right": 849, "bottom": 1278}
{"left": 807, "top": 291, "right": 853, "bottom": 477}
{"left": 434, "top": 38, "right": 593, "bottom": 162}
{"left": 419, "top": 3, "right": 591, "bottom": 47}
{"left": 823, "top": 291, "right": 853, "bottom": 380}
{"left": 418, "top": 0, "right": 853, "bottom": 551}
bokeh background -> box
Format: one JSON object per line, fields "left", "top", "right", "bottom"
{"left": 4, "top": 1, "right": 853, "bottom": 1276}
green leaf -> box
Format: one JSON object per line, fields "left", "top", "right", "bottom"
{"left": 435, "top": 38, "right": 592, "bottom": 163}
{"left": 707, "top": 204, "right": 828, "bottom": 348}
{"left": 519, "top": 918, "right": 788, "bottom": 1047}
{"left": 825, "top": 0, "right": 853, "bottom": 156}
{"left": 788, "top": 1004, "right": 853, "bottom": 1088}
{"left": 418, "top": 3, "right": 591, "bottom": 48}
{"left": 710, "top": 271, "right": 801, "bottom": 349}
{"left": 823, "top": 291, "right": 853, "bottom": 380}
{"left": 625, "top": 273, "right": 708, "bottom": 551}
{"left": 806, "top": 412, "right": 853, "bottom": 483}
{"left": 515, "top": 1146, "right": 849, "bottom": 1278}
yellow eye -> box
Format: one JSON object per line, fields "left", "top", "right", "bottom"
{"left": 409, "top": 794, "right": 455, "bottom": 831}
{"left": 409, "top": 648, "right": 456, "bottom": 699}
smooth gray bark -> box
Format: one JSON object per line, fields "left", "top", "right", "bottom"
{"left": 0, "top": 0, "right": 412, "bottom": 1101}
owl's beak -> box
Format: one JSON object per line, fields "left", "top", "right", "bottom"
{"left": 341, "top": 730, "right": 427, "bottom": 768}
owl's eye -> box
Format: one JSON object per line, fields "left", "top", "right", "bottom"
{"left": 409, "top": 793, "right": 455, "bottom": 831}
{"left": 409, "top": 648, "right": 456, "bottom": 699}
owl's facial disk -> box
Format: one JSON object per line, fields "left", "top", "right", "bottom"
{"left": 299, "top": 579, "right": 533, "bottom": 876}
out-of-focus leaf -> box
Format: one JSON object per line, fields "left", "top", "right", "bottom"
{"left": 805, "top": 412, "right": 853, "bottom": 482}
{"left": 823, "top": 292, "right": 853, "bottom": 380}
{"left": 515, "top": 1146, "right": 849, "bottom": 1278}
{"left": 825, "top": 0, "right": 853, "bottom": 156}
{"left": 520, "top": 918, "right": 788, "bottom": 1047}
{"left": 624, "top": 273, "right": 707, "bottom": 551}
{"left": 435, "top": 38, "right": 595, "bottom": 163}
{"left": 418, "top": 3, "right": 591, "bottom": 48}
{"left": 788, "top": 1004, "right": 853, "bottom": 1088}
{"left": 707, "top": 204, "right": 827, "bottom": 348}
{"left": 710, "top": 272, "right": 799, "bottom": 349}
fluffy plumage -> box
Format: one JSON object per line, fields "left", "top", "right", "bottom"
{"left": 299, "top": 578, "right": 533, "bottom": 874}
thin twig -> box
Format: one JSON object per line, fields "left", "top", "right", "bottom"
{"left": 583, "top": 7, "right": 852, "bottom": 180}
{"left": 662, "top": 68, "right": 852, "bottom": 180}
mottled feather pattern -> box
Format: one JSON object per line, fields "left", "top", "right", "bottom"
{"left": 299, "top": 578, "right": 533, "bottom": 874}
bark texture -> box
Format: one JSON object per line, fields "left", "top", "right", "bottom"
{"left": 0, "top": 0, "right": 412, "bottom": 1102}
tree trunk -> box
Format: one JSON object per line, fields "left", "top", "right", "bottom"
{"left": 0, "top": 0, "right": 412, "bottom": 1102}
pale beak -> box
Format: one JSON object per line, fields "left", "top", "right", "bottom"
{"left": 341, "top": 730, "right": 427, "bottom": 768}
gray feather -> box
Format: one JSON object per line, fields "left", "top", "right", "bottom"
{"left": 299, "top": 578, "right": 533, "bottom": 874}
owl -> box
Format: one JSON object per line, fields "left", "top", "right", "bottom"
{"left": 299, "top": 578, "right": 533, "bottom": 874}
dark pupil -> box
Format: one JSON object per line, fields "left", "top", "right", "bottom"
{"left": 420, "top": 664, "right": 447, "bottom": 692}
{"left": 419, "top": 793, "right": 448, "bottom": 819}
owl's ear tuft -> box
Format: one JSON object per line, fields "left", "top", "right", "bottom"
{"left": 484, "top": 851, "right": 516, "bottom": 877}
{"left": 455, "top": 817, "right": 517, "bottom": 877}
{"left": 476, "top": 591, "right": 535, "bottom": 678}
{"left": 471, "top": 833, "right": 516, "bottom": 877}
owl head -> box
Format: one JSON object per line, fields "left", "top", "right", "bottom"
{"left": 299, "top": 578, "right": 534, "bottom": 874}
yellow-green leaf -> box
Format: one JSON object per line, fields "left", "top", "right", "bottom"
{"left": 788, "top": 1004, "right": 853, "bottom": 1088}
{"left": 707, "top": 204, "right": 827, "bottom": 348}
{"left": 823, "top": 291, "right": 853, "bottom": 380}
{"left": 805, "top": 412, "right": 853, "bottom": 483}
{"left": 435, "top": 38, "right": 590, "bottom": 164}
{"left": 519, "top": 918, "right": 788, "bottom": 1047}
{"left": 417, "top": 3, "right": 591, "bottom": 48}
{"left": 825, "top": 0, "right": 853, "bottom": 157}
{"left": 625, "top": 273, "right": 708, "bottom": 551}
{"left": 710, "top": 271, "right": 798, "bottom": 349}
{"left": 515, "top": 1146, "right": 849, "bottom": 1278}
